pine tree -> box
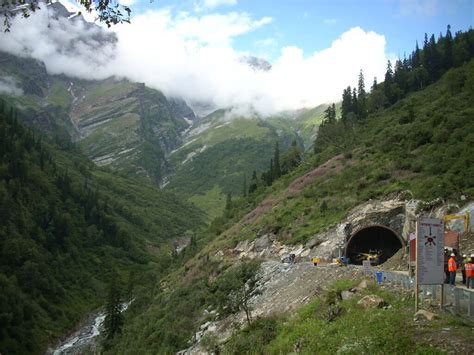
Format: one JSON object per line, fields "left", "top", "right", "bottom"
{"left": 428, "top": 33, "right": 441, "bottom": 80}
{"left": 341, "top": 86, "right": 352, "bottom": 123}
{"left": 248, "top": 170, "right": 257, "bottom": 194}
{"left": 384, "top": 60, "right": 395, "bottom": 105}
{"left": 394, "top": 59, "right": 407, "bottom": 95}
{"left": 371, "top": 77, "right": 378, "bottom": 91}
{"left": 352, "top": 87, "right": 358, "bottom": 117}
{"left": 242, "top": 174, "right": 247, "bottom": 197}
{"left": 357, "top": 70, "right": 367, "bottom": 119}
{"left": 413, "top": 40, "right": 421, "bottom": 68}
{"left": 323, "top": 103, "right": 336, "bottom": 125}
{"left": 444, "top": 24, "right": 453, "bottom": 70}
{"left": 273, "top": 142, "right": 281, "bottom": 180}
{"left": 104, "top": 280, "right": 123, "bottom": 341}
{"left": 225, "top": 192, "right": 232, "bottom": 211}
{"left": 267, "top": 159, "right": 274, "bottom": 185}
{"left": 281, "top": 140, "right": 302, "bottom": 174}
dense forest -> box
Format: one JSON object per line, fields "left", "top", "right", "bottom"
{"left": 0, "top": 100, "right": 203, "bottom": 353}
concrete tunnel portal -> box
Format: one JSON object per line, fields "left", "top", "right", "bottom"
{"left": 344, "top": 225, "right": 405, "bottom": 265}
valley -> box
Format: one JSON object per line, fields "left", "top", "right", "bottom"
{"left": 0, "top": 2, "right": 473, "bottom": 354}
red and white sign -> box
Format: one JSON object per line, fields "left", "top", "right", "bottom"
{"left": 416, "top": 218, "right": 444, "bottom": 285}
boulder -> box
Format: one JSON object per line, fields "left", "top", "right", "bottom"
{"left": 341, "top": 290, "right": 355, "bottom": 300}
{"left": 351, "top": 280, "right": 368, "bottom": 293}
{"left": 413, "top": 310, "right": 438, "bottom": 321}
{"left": 200, "top": 321, "right": 212, "bottom": 331}
{"left": 357, "top": 295, "right": 387, "bottom": 308}
{"left": 254, "top": 234, "right": 273, "bottom": 252}
{"left": 234, "top": 240, "right": 254, "bottom": 253}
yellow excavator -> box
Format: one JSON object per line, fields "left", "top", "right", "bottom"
{"left": 444, "top": 213, "right": 470, "bottom": 232}
{"left": 355, "top": 250, "right": 381, "bottom": 265}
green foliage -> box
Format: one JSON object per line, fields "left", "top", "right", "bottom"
{"left": 167, "top": 114, "right": 301, "bottom": 218}
{"left": 222, "top": 279, "right": 460, "bottom": 354}
{"left": 0, "top": 100, "right": 203, "bottom": 353}
{"left": 223, "top": 317, "right": 278, "bottom": 354}
{"left": 109, "top": 256, "right": 222, "bottom": 353}
{"left": 223, "top": 58, "right": 474, "bottom": 248}
{"left": 211, "top": 260, "right": 261, "bottom": 324}
{"left": 104, "top": 279, "right": 123, "bottom": 344}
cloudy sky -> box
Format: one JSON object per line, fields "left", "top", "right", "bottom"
{"left": 0, "top": 0, "right": 472, "bottom": 115}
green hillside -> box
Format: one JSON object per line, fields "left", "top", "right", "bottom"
{"left": 0, "top": 51, "right": 194, "bottom": 184}
{"left": 108, "top": 54, "right": 474, "bottom": 354}
{"left": 0, "top": 101, "right": 203, "bottom": 354}
{"left": 166, "top": 112, "right": 303, "bottom": 218}
{"left": 217, "top": 59, "right": 474, "bottom": 247}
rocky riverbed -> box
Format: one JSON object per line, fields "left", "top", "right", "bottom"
{"left": 47, "top": 302, "right": 131, "bottom": 354}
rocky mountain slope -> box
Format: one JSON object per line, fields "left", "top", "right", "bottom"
{"left": 1, "top": 48, "right": 325, "bottom": 217}
{"left": 166, "top": 110, "right": 305, "bottom": 217}
{"left": 0, "top": 51, "right": 196, "bottom": 183}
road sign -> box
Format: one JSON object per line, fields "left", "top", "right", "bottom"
{"left": 416, "top": 217, "right": 444, "bottom": 285}
{"left": 362, "top": 260, "right": 371, "bottom": 275}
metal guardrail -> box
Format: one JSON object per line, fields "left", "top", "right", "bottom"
{"left": 374, "top": 270, "right": 474, "bottom": 318}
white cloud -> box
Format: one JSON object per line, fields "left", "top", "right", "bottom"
{"left": 194, "top": 0, "right": 237, "bottom": 12}
{"left": 59, "top": 0, "right": 98, "bottom": 22}
{"left": 119, "top": 0, "right": 136, "bottom": 5}
{"left": 0, "top": 7, "right": 389, "bottom": 117}
{"left": 397, "top": 0, "right": 439, "bottom": 16}
{"left": 0, "top": 77, "right": 23, "bottom": 96}
{"left": 172, "top": 11, "right": 272, "bottom": 45}
{"left": 323, "top": 18, "right": 340, "bottom": 25}
{"left": 0, "top": 8, "right": 116, "bottom": 80}
{"left": 254, "top": 37, "right": 277, "bottom": 47}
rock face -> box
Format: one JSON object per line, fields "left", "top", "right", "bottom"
{"left": 342, "top": 199, "right": 405, "bottom": 241}
{"left": 71, "top": 79, "right": 194, "bottom": 182}
{"left": 304, "top": 198, "right": 407, "bottom": 262}
{"left": 0, "top": 51, "right": 196, "bottom": 184}
{"left": 229, "top": 198, "right": 473, "bottom": 268}
{"left": 230, "top": 234, "right": 308, "bottom": 261}
{"left": 357, "top": 295, "right": 388, "bottom": 308}
{"left": 239, "top": 56, "right": 272, "bottom": 72}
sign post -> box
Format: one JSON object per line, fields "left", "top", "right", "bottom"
{"left": 362, "top": 260, "right": 371, "bottom": 276}
{"left": 415, "top": 217, "right": 444, "bottom": 312}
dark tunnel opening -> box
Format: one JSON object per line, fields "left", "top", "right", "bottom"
{"left": 345, "top": 225, "right": 404, "bottom": 265}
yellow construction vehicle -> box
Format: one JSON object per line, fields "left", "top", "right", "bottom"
{"left": 444, "top": 213, "right": 470, "bottom": 232}
{"left": 355, "top": 250, "right": 381, "bottom": 265}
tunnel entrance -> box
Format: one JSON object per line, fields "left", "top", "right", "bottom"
{"left": 345, "top": 225, "right": 404, "bottom": 265}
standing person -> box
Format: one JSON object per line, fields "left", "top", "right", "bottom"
{"left": 465, "top": 256, "right": 473, "bottom": 289}
{"left": 448, "top": 253, "right": 457, "bottom": 286}
{"left": 461, "top": 254, "right": 467, "bottom": 285}
{"left": 444, "top": 249, "right": 450, "bottom": 284}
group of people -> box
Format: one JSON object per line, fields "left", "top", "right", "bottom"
{"left": 445, "top": 249, "right": 474, "bottom": 288}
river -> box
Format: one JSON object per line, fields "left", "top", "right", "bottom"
{"left": 48, "top": 302, "right": 131, "bottom": 354}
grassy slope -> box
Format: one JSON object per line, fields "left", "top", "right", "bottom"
{"left": 223, "top": 279, "right": 472, "bottom": 354}
{"left": 167, "top": 113, "right": 301, "bottom": 219}
{"left": 214, "top": 60, "right": 474, "bottom": 247}
{"left": 109, "top": 61, "right": 474, "bottom": 353}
